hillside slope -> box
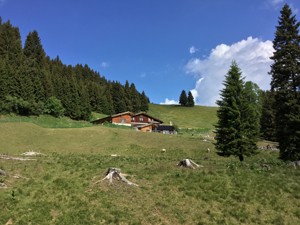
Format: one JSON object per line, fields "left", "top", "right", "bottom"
{"left": 148, "top": 104, "right": 218, "bottom": 129}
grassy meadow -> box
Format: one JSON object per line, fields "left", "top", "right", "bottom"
{"left": 1, "top": 105, "right": 300, "bottom": 225}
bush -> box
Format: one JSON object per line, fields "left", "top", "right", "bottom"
{"left": 0, "top": 96, "right": 32, "bottom": 116}
{"left": 44, "top": 96, "right": 65, "bottom": 117}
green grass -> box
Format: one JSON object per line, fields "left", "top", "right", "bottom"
{"left": 148, "top": 104, "right": 218, "bottom": 130}
{"left": 0, "top": 114, "right": 93, "bottom": 128}
{"left": 0, "top": 107, "right": 300, "bottom": 224}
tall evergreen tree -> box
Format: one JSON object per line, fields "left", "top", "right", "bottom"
{"left": 111, "top": 81, "right": 127, "bottom": 113}
{"left": 103, "top": 83, "right": 115, "bottom": 115}
{"left": 129, "top": 83, "right": 141, "bottom": 113}
{"left": 187, "top": 91, "right": 195, "bottom": 107}
{"left": 124, "top": 80, "right": 133, "bottom": 112}
{"left": 240, "top": 81, "right": 262, "bottom": 152}
{"left": 0, "top": 20, "right": 23, "bottom": 99}
{"left": 179, "top": 90, "right": 187, "bottom": 106}
{"left": 23, "top": 30, "right": 49, "bottom": 102}
{"left": 270, "top": 4, "right": 300, "bottom": 160}
{"left": 260, "top": 91, "right": 277, "bottom": 141}
{"left": 215, "top": 61, "right": 258, "bottom": 161}
{"left": 140, "top": 91, "right": 149, "bottom": 111}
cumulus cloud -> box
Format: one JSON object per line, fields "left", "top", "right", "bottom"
{"left": 185, "top": 37, "right": 274, "bottom": 106}
{"left": 160, "top": 98, "right": 179, "bottom": 105}
{"left": 189, "top": 46, "right": 198, "bottom": 54}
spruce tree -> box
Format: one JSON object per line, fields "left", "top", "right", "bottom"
{"left": 140, "top": 91, "right": 149, "bottom": 111}
{"left": 23, "top": 30, "right": 48, "bottom": 102}
{"left": 187, "top": 91, "right": 195, "bottom": 107}
{"left": 111, "top": 81, "right": 127, "bottom": 114}
{"left": 240, "top": 81, "right": 262, "bottom": 153}
{"left": 0, "top": 20, "right": 23, "bottom": 99}
{"left": 179, "top": 90, "right": 187, "bottom": 106}
{"left": 129, "top": 83, "right": 141, "bottom": 113}
{"left": 215, "top": 61, "right": 258, "bottom": 161}
{"left": 260, "top": 91, "right": 277, "bottom": 141}
{"left": 270, "top": 4, "right": 300, "bottom": 160}
{"left": 124, "top": 80, "right": 133, "bottom": 112}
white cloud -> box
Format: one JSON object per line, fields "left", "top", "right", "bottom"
{"left": 270, "top": 0, "right": 284, "bottom": 6}
{"left": 189, "top": 46, "right": 198, "bottom": 54}
{"left": 185, "top": 36, "right": 274, "bottom": 106}
{"left": 100, "top": 61, "right": 109, "bottom": 68}
{"left": 160, "top": 98, "right": 179, "bottom": 105}
{"left": 140, "top": 72, "right": 146, "bottom": 78}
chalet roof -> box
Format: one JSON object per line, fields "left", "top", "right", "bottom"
{"left": 133, "top": 112, "right": 163, "bottom": 123}
{"left": 91, "top": 111, "right": 163, "bottom": 124}
{"left": 112, "top": 111, "right": 134, "bottom": 117}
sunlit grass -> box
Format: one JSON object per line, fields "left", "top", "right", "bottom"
{"left": 1, "top": 111, "right": 300, "bottom": 224}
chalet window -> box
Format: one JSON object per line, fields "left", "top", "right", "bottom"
{"left": 120, "top": 118, "right": 126, "bottom": 123}
{"left": 139, "top": 117, "right": 144, "bottom": 122}
{"left": 132, "top": 117, "right": 135, "bottom": 122}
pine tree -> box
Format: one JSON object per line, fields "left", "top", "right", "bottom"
{"left": 179, "top": 90, "right": 187, "bottom": 106}
{"left": 240, "top": 81, "right": 262, "bottom": 153}
{"left": 129, "top": 83, "right": 141, "bottom": 113}
{"left": 260, "top": 91, "right": 277, "bottom": 141}
{"left": 103, "top": 83, "right": 115, "bottom": 115}
{"left": 187, "top": 91, "right": 195, "bottom": 107}
{"left": 23, "top": 30, "right": 49, "bottom": 102}
{"left": 215, "top": 61, "right": 258, "bottom": 161}
{"left": 0, "top": 20, "right": 23, "bottom": 99}
{"left": 124, "top": 80, "right": 133, "bottom": 112}
{"left": 270, "top": 4, "right": 300, "bottom": 161}
{"left": 140, "top": 91, "right": 149, "bottom": 111}
{"left": 111, "top": 81, "right": 127, "bottom": 114}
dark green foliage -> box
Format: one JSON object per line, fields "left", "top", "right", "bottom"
{"left": 241, "top": 82, "right": 262, "bottom": 138}
{"left": 124, "top": 80, "right": 133, "bottom": 112}
{"left": 111, "top": 81, "right": 127, "bottom": 114}
{"left": 0, "top": 95, "right": 43, "bottom": 116}
{"left": 269, "top": 4, "right": 300, "bottom": 161}
{"left": 44, "top": 96, "right": 65, "bottom": 117}
{"left": 187, "top": 91, "right": 195, "bottom": 107}
{"left": 179, "top": 90, "right": 187, "bottom": 106}
{"left": 0, "top": 20, "right": 23, "bottom": 100}
{"left": 260, "top": 91, "right": 277, "bottom": 141}
{"left": 140, "top": 91, "right": 149, "bottom": 111}
{"left": 129, "top": 83, "right": 141, "bottom": 113}
{"left": 0, "top": 19, "right": 149, "bottom": 120}
{"left": 215, "top": 62, "right": 259, "bottom": 161}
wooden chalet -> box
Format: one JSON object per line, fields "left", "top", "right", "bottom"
{"left": 92, "top": 111, "right": 163, "bottom": 132}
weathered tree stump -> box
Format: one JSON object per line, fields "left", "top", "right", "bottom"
{"left": 177, "top": 159, "right": 203, "bottom": 169}
{"left": 96, "top": 168, "right": 139, "bottom": 187}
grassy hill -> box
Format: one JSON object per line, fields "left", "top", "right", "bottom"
{"left": 0, "top": 109, "right": 300, "bottom": 224}
{"left": 148, "top": 104, "right": 218, "bottom": 130}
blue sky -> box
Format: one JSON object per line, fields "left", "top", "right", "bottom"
{"left": 0, "top": 0, "right": 299, "bottom": 106}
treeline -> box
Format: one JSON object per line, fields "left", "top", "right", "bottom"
{"left": 0, "top": 18, "right": 149, "bottom": 120}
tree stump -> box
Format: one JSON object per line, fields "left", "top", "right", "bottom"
{"left": 177, "top": 159, "right": 202, "bottom": 169}
{"left": 96, "top": 168, "right": 139, "bottom": 187}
